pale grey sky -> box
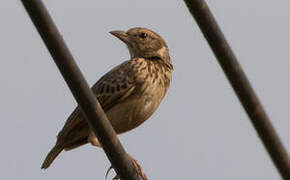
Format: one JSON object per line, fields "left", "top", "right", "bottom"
{"left": 0, "top": 0, "right": 289, "bottom": 179}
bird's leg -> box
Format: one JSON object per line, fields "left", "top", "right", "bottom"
{"left": 128, "top": 154, "right": 148, "bottom": 180}
{"left": 105, "top": 154, "right": 148, "bottom": 180}
{"left": 88, "top": 132, "right": 101, "bottom": 147}
{"left": 89, "top": 134, "right": 147, "bottom": 179}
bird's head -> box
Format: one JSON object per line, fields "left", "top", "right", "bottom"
{"left": 110, "top": 27, "right": 171, "bottom": 64}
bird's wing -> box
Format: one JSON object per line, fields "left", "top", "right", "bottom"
{"left": 92, "top": 61, "right": 137, "bottom": 111}
{"left": 56, "top": 60, "right": 137, "bottom": 141}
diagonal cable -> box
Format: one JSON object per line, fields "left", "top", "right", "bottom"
{"left": 20, "top": 0, "right": 141, "bottom": 179}
{"left": 184, "top": 0, "right": 290, "bottom": 179}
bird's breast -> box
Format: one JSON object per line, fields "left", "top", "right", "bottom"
{"left": 107, "top": 63, "right": 171, "bottom": 134}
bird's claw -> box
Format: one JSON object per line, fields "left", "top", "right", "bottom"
{"left": 105, "top": 166, "right": 116, "bottom": 180}
{"left": 104, "top": 155, "right": 148, "bottom": 180}
{"left": 130, "top": 157, "right": 148, "bottom": 180}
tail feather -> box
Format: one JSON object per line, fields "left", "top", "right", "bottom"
{"left": 41, "top": 143, "right": 64, "bottom": 169}
{"left": 64, "top": 137, "right": 88, "bottom": 151}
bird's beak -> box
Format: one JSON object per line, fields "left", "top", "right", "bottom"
{"left": 110, "top": 30, "right": 130, "bottom": 44}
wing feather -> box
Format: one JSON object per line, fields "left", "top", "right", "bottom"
{"left": 56, "top": 60, "right": 136, "bottom": 144}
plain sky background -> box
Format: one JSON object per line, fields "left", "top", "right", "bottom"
{"left": 0, "top": 0, "right": 289, "bottom": 179}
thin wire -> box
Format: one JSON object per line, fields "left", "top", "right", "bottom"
{"left": 184, "top": 0, "right": 290, "bottom": 179}
{"left": 20, "top": 0, "right": 141, "bottom": 179}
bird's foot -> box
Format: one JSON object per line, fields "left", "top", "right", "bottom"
{"left": 105, "top": 166, "right": 114, "bottom": 179}
{"left": 105, "top": 154, "right": 148, "bottom": 180}
{"left": 129, "top": 155, "right": 148, "bottom": 180}
{"left": 105, "top": 166, "right": 122, "bottom": 180}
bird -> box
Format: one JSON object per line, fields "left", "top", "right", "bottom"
{"left": 41, "top": 27, "right": 173, "bottom": 179}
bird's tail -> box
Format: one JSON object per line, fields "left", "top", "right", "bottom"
{"left": 41, "top": 143, "right": 64, "bottom": 169}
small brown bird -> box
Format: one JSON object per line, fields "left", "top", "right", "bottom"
{"left": 41, "top": 27, "right": 173, "bottom": 178}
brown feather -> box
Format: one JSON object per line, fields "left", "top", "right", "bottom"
{"left": 41, "top": 143, "right": 64, "bottom": 169}
{"left": 42, "top": 27, "right": 173, "bottom": 170}
{"left": 42, "top": 61, "right": 137, "bottom": 168}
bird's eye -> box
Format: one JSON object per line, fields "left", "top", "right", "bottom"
{"left": 139, "top": 32, "right": 147, "bottom": 39}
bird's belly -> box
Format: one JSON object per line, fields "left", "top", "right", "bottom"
{"left": 106, "top": 83, "right": 165, "bottom": 134}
